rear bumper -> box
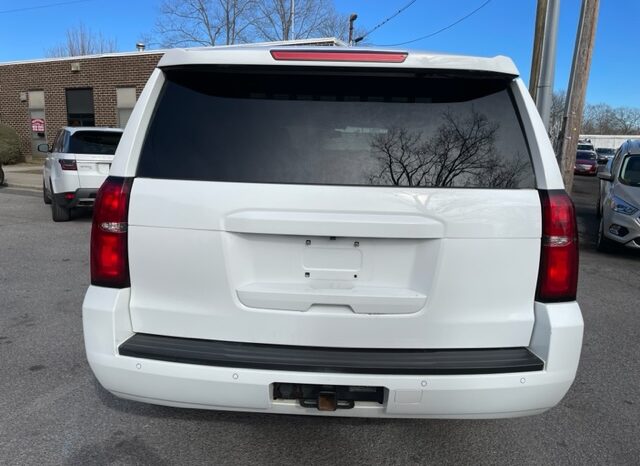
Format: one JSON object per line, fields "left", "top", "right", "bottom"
{"left": 83, "top": 286, "right": 583, "bottom": 418}
{"left": 54, "top": 188, "right": 98, "bottom": 208}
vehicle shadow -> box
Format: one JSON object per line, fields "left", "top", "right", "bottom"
{"left": 70, "top": 208, "right": 93, "bottom": 222}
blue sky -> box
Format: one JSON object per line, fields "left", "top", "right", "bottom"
{"left": 0, "top": 0, "right": 638, "bottom": 107}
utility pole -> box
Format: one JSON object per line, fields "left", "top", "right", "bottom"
{"left": 536, "top": 0, "right": 559, "bottom": 128}
{"left": 529, "top": 0, "right": 548, "bottom": 102}
{"left": 348, "top": 13, "right": 358, "bottom": 45}
{"left": 528, "top": 0, "right": 559, "bottom": 129}
{"left": 291, "top": 0, "right": 295, "bottom": 40}
{"left": 556, "top": 0, "right": 600, "bottom": 193}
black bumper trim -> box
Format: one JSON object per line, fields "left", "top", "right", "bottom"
{"left": 119, "top": 334, "right": 544, "bottom": 375}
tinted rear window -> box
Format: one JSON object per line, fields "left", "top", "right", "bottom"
{"left": 68, "top": 131, "right": 122, "bottom": 155}
{"left": 138, "top": 67, "right": 535, "bottom": 188}
{"left": 577, "top": 150, "right": 596, "bottom": 160}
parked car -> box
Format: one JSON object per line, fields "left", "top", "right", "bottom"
{"left": 574, "top": 149, "right": 598, "bottom": 175}
{"left": 596, "top": 140, "right": 640, "bottom": 251}
{"left": 41, "top": 127, "right": 123, "bottom": 221}
{"left": 596, "top": 147, "right": 616, "bottom": 164}
{"left": 83, "top": 46, "right": 583, "bottom": 419}
{"left": 577, "top": 141, "right": 595, "bottom": 152}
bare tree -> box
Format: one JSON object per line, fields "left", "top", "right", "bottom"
{"left": 548, "top": 91, "right": 565, "bottom": 152}
{"left": 153, "top": 0, "right": 350, "bottom": 46}
{"left": 369, "top": 109, "right": 525, "bottom": 189}
{"left": 155, "top": 0, "right": 255, "bottom": 46}
{"left": 46, "top": 23, "right": 117, "bottom": 57}
{"left": 581, "top": 102, "right": 640, "bottom": 134}
{"left": 252, "top": 0, "right": 343, "bottom": 41}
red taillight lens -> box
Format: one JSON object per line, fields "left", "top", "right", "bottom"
{"left": 90, "top": 176, "right": 133, "bottom": 288}
{"left": 536, "top": 190, "right": 579, "bottom": 302}
{"left": 270, "top": 50, "right": 408, "bottom": 63}
{"left": 58, "top": 159, "right": 77, "bottom": 170}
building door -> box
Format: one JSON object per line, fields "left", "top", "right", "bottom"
{"left": 28, "top": 90, "right": 47, "bottom": 160}
{"left": 66, "top": 88, "right": 95, "bottom": 126}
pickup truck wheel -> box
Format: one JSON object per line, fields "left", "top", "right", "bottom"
{"left": 43, "top": 180, "right": 52, "bottom": 204}
{"left": 51, "top": 197, "right": 71, "bottom": 222}
{"left": 596, "top": 217, "right": 616, "bottom": 253}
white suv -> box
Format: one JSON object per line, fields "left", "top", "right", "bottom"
{"left": 83, "top": 46, "right": 583, "bottom": 418}
{"left": 41, "top": 127, "right": 123, "bottom": 221}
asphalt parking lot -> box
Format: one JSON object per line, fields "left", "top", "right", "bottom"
{"left": 0, "top": 176, "right": 638, "bottom": 465}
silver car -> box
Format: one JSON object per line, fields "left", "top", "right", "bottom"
{"left": 597, "top": 139, "right": 640, "bottom": 251}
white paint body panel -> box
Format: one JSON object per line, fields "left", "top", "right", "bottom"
{"left": 84, "top": 286, "right": 583, "bottom": 418}
{"left": 127, "top": 180, "right": 541, "bottom": 348}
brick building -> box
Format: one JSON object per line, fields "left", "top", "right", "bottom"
{"left": 0, "top": 50, "right": 164, "bottom": 161}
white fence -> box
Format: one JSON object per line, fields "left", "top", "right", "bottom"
{"left": 580, "top": 134, "right": 640, "bottom": 150}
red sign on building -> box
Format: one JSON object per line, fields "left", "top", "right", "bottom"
{"left": 31, "top": 118, "right": 45, "bottom": 132}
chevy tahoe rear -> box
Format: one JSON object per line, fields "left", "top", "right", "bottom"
{"left": 83, "top": 46, "right": 583, "bottom": 418}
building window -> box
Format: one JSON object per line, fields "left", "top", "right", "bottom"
{"left": 66, "top": 88, "right": 95, "bottom": 126}
{"left": 116, "top": 87, "right": 136, "bottom": 128}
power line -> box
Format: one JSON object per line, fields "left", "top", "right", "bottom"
{"left": 378, "top": 0, "right": 493, "bottom": 47}
{"left": 358, "top": 0, "right": 419, "bottom": 41}
{"left": 0, "top": 0, "right": 95, "bottom": 15}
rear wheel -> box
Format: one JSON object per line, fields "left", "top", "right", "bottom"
{"left": 50, "top": 185, "right": 71, "bottom": 222}
{"left": 43, "top": 180, "right": 52, "bottom": 204}
{"left": 596, "top": 217, "right": 616, "bottom": 253}
{"left": 0, "top": 165, "right": 5, "bottom": 185}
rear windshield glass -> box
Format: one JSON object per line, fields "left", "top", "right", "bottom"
{"left": 577, "top": 144, "right": 594, "bottom": 151}
{"left": 620, "top": 155, "right": 640, "bottom": 186}
{"left": 68, "top": 131, "right": 122, "bottom": 155}
{"left": 577, "top": 150, "right": 596, "bottom": 160}
{"left": 138, "top": 67, "right": 535, "bottom": 188}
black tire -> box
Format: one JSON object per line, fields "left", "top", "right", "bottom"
{"left": 43, "top": 180, "right": 52, "bottom": 204}
{"left": 51, "top": 197, "right": 71, "bottom": 222}
{"left": 596, "top": 217, "right": 616, "bottom": 253}
{"left": 0, "top": 165, "right": 5, "bottom": 186}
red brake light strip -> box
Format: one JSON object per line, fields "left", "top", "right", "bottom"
{"left": 270, "top": 50, "right": 408, "bottom": 63}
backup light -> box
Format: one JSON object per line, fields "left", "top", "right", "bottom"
{"left": 270, "top": 50, "right": 408, "bottom": 63}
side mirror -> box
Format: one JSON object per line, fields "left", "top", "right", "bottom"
{"left": 37, "top": 143, "right": 50, "bottom": 153}
{"left": 597, "top": 171, "right": 613, "bottom": 182}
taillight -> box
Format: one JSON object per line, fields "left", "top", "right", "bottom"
{"left": 536, "top": 190, "right": 579, "bottom": 302}
{"left": 58, "top": 159, "right": 77, "bottom": 170}
{"left": 270, "top": 50, "right": 408, "bottom": 63}
{"left": 90, "top": 176, "right": 133, "bottom": 288}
